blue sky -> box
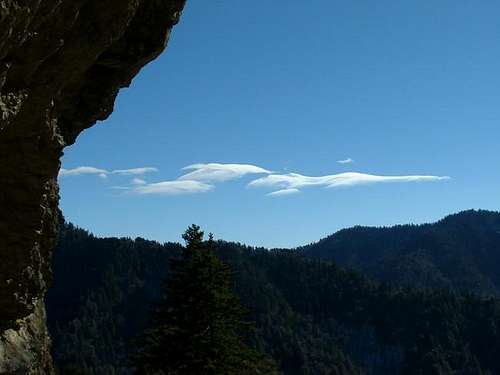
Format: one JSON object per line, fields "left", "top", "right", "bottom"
{"left": 60, "top": 1, "right": 500, "bottom": 248}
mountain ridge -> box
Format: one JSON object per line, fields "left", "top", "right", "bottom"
{"left": 301, "top": 209, "right": 500, "bottom": 294}
{"left": 48, "top": 211, "right": 500, "bottom": 374}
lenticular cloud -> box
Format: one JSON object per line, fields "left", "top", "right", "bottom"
{"left": 59, "top": 166, "right": 109, "bottom": 177}
{"left": 178, "top": 163, "right": 272, "bottom": 183}
{"left": 249, "top": 172, "right": 450, "bottom": 196}
{"left": 133, "top": 180, "right": 214, "bottom": 195}
{"left": 60, "top": 162, "right": 450, "bottom": 198}
{"left": 59, "top": 166, "right": 158, "bottom": 178}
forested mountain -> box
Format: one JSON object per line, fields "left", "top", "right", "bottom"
{"left": 48, "top": 214, "right": 500, "bottom": 375}
{"left": 133, "top": 225, "right": 280, "bottom": 375}
{"left": 48, "top": 223, "right": 359, "bottom": 375}
{"left": 301, "top": 210, "right": 500, "bottom": 294}
{"left": 47, "top": 223, "right": 182, "bottom": 375}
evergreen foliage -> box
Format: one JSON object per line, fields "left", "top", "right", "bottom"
{"left": 301, "top": 210, "right": 500, "bottom": 294}
{"left": 48, "top": 211, "right": 500, "bottom": 375}
{"left": 133, "top": 225, "right": 278, "bottom": 375}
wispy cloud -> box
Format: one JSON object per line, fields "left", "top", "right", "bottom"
{"left": 249, "top": 172, "right": 450, "bottom": 196}
{"left": 179, "top": 163, "right": 272, "bottom": 183}
{"left": 59, "top": 166, "right": 109, "bottom": 177}
{"left": 111, "top": 167, "right": 158, "bottom": 176}
{"left": 59, "top": 166, "right": 158, "bottom": 178}
{"left": 110, "top": 186, "right": 131, "bottom": 190}
{"left": 131, "top": 178, "right": 147, "bottom": 185}
{"left": 337, "top": 158, "right": 354, "bottom": 164}
{"left": 60, "top": 163, "right": 272, "bottom": 196}
{"left": 267, "top": 188, "right": 301, "bottom": 197}
{"left": 61, "top": 163, "right": 450, "bottom": 198}
{"left": 133, "top": 180, "right": 214, "bottom": 195}
{"left": 129, "top": 163, "right": 271, "bottom": 196}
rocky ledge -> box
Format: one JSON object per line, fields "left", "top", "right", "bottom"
{"left": 0, "top": 1, "right": 185, "bottom": 373}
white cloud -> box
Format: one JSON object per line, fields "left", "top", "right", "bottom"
{"left": 249, "top": 172, "right": 450, "bottom": 195}
{"left": 133, "top": 180, "right": 214, "bottom": 195}
{"left": 59, "top": 166, "right": 109, "bottom": 177}
{"left": 126, "top": 163, "right": 271, "bottom": 196}
{"left": 178, "top": 163, "right": 272, "bottom": 183}
{"left": 110, "top": 186, "right": 131, "bottom": 190}
{"left": 111, "top": 167, "right": 158, "bottom": 176}
{"left": 131, "top": 178, "right": 146, "bottom": 185}
{"left": 59, "top": 166, "right": 158, "bottom": 178}
{"left": 61, "top": 162, "right": 450, "bottom": 199}
{"left": 267, "top": 188, "right": 301, "bottom": 197}
{"left": 337, "top": 158, "right": 354, "bottom": 164}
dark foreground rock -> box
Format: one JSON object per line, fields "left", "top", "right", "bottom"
{"left": 0, "top": 1, "right": 186, "bottom": 373}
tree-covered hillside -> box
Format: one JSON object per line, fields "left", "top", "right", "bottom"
{"left": 301, "top": 210, "right": 500, "bottom": 294}
{"left": 48, "top": 216, "right": 500, "bottom": 374}
{"left": 48, "top": 223, "right": 359, "bottom": 375}
{"left": 47, "top": 223, "right": 183, "bottom": 375}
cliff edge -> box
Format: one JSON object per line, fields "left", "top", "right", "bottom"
{"left": 0, "top": 1, "right": 186, "bottom": 373}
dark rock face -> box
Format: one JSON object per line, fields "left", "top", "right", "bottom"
{"left": 0, "top": 1, "right": 186, "bottom": 373}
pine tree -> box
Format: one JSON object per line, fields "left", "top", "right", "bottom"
{"left": 133, "top": 225, "right": 278, "bottom": 375}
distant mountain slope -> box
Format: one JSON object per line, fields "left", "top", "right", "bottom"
{"left": 301, "top": 210, "right": 500, "bottom": 294}
{"left": 48, "top": 218, "right": 500, "bottom": 375}
{"left": 47, "top": 223, "right": 183, "bottom": 375}
{"left": 48, "top": 223, "right": 360, "bottom": 375}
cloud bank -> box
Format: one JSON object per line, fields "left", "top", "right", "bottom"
{"left": 60, "top": 163, "right": 450, "bottom": 197}
{"left": 337, "top": 158, "right": 354, "bottom": 164}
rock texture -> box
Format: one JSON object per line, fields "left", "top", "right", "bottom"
{"left": 0, "top": 1, "right": 186, "bottom": 373}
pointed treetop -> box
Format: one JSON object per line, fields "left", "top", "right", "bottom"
{"left": 182, "top": 224, "right": 204, "bottom": 247}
